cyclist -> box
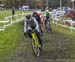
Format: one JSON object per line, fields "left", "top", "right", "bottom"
{"left": 24, "top": 14, "right": 43, "bottom": 50}
{"left": 45, "top": 10, "right": 52, "bottom": 33}
{"left": 32, "top": 11, "right": 44, "bottom": 36}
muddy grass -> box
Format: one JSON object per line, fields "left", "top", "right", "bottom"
{"left": 7, "top": 32, "right": 75, "bottom": 62}
{"left": 0, "top": 22, "right": 75, "bottom": 62}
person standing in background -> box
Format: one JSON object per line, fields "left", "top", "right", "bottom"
{"left": 12, "top": 7, "right": 15, "bottom": 19}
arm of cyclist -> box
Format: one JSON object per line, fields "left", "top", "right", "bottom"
{"left": 24, "top": 18, "right": 26, "bottom": 32}
{"left": 40, "top": 16, "right": 45, "bottom": 31}
{"left": 32, "top": 17, "right": 40, "bottom": 32}
{"left": 24, "top": 18, "right": 28, "bottom": 37}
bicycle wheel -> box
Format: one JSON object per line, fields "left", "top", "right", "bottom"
{"left": 31, "top": 34, "right": 41, "bottom": 57}
{"left": 46, "top": 21, "right": 52, "bottom": 33}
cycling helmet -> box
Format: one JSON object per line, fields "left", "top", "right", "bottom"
{"left": 36, "top": 11, "right": 41, "bottom": 17}
{"left": 32, "top": 11, "right": 37, "bottom": 17}
{"left": 26, "top": 14, "right": 31, "bottom": 19}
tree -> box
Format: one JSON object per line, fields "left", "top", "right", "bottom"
{"left": 0, "top": 0, "right": 70, "bottom": 9}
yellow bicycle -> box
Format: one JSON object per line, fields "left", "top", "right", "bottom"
{"left": 31, "top": 30, "right": 41, "bottom": 57}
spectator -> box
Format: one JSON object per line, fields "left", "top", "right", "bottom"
{"left": 12, "top": 7, "right": 15, "bottom": 19}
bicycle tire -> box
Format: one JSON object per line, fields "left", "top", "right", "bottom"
{"left": 31, "top": 34, "right": 40, "bottom": 57}
{"left": 46, "top": 21, "right": 52, "bottom": 33}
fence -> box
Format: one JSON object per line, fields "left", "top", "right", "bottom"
{"left": 41, "top": 12, "right": 75, "bottom": 32}
{"left": 1, "top": 11, "right": 75, "bottom": 32}
{"left": 0, "top": 12, "right": 31, "bottom": 31}
{"left": 52, "top": 16, "right": 75, "bottom": 32}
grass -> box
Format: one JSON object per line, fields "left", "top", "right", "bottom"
{"left": 0, "top": 10, "right": 31, "bottom": 62}
{"left": 52, "top": 23, "right": 75, "bottom": 37}
{"left": 52, "top": 23, "right": 75, "bottom": 53}
{"left": 0, "top": 10, "right": 32, "bottom": 55}
{"left": 52, "top": 23, "right": 75, "bottom": 50}
{"left": 0, "top": 22, "right": 24, "bottom": 61}
{"left": 0, "top": 21, "right": 75, "bottom": 62}
{"left": 0, "top": 11, "right": 75, "bottom": 62}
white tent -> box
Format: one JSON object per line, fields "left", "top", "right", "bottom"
{"left": 22, "top": 6, "right": 29, "bottom": 10}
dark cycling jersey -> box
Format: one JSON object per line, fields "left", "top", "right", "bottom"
{"left": 46, "top": 12, "right": 50, "bottom": 19}
{"left": 33, "top": 15, "right": 41, "bottom": 24}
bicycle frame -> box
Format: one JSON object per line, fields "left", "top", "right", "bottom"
{"left": 31, "top": 33, "right": 41, "bottom": 48}
{"left": 31, "top": 31, "right": 42, "bottom": 57}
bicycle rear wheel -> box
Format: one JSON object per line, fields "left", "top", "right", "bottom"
{"left": 46, "top": 21, "right": 52, "bottom": 33}
{"left": 31, "top": 39, "right": 40, "bottom": 57}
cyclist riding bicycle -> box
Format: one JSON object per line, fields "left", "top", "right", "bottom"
{"left": 32, "top": 11, "right": 43, "bottom": 36}
{"left": 45, "top": 10, "right": 51, "bottom": 23}
{"left": 45, "top": 10, "right": 52, "bottom": 33}
{"left": 24, "top": 14, "right": 43, "bottom": 50}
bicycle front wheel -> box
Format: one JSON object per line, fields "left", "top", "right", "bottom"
{"left": 31, "top": 39, "right": 40, "bottom": 57}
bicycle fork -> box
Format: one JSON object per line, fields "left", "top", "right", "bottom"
{"left": 32, "top": 33, "right": 41, "bottom": 48}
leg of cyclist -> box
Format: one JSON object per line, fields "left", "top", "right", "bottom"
{"left": 41, "top": 16, "right": 45, "bottom": 33}
{"left": 35, "top": 30, "right": 43, "bottom": 51}
{"left": 27, "top": 30, "right": 32, "bottom": 39}
{"left": 27, "top": 29, "right": 43, "bottom": 47}
{"left": 47, "top": 21, "right": 52, "bottom": 33}
{"left": 45, "top": 19, "right": 46, "bottom": 28}
{"left": 49, "top": 21, "right": 52, "bottom": 33}
{"left": 39, "top": 24, "right": 43, "bottom": 36}
{"left": 45, "top": 19, "right": 48, "bottom": 32}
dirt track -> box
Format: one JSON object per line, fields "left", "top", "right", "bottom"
{"left": 5, "top": 30, "right": 75, "bottom": 62}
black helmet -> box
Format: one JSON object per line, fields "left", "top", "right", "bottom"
{"left": 26, "top": 14, "right": 31, "bottom": 19}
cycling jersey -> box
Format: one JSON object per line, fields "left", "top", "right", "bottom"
{"left": 24, "top": 17, "right": 40, "bottom": 33}
{"left": 46, "top": 12, "right": 50, "bottom": 19}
